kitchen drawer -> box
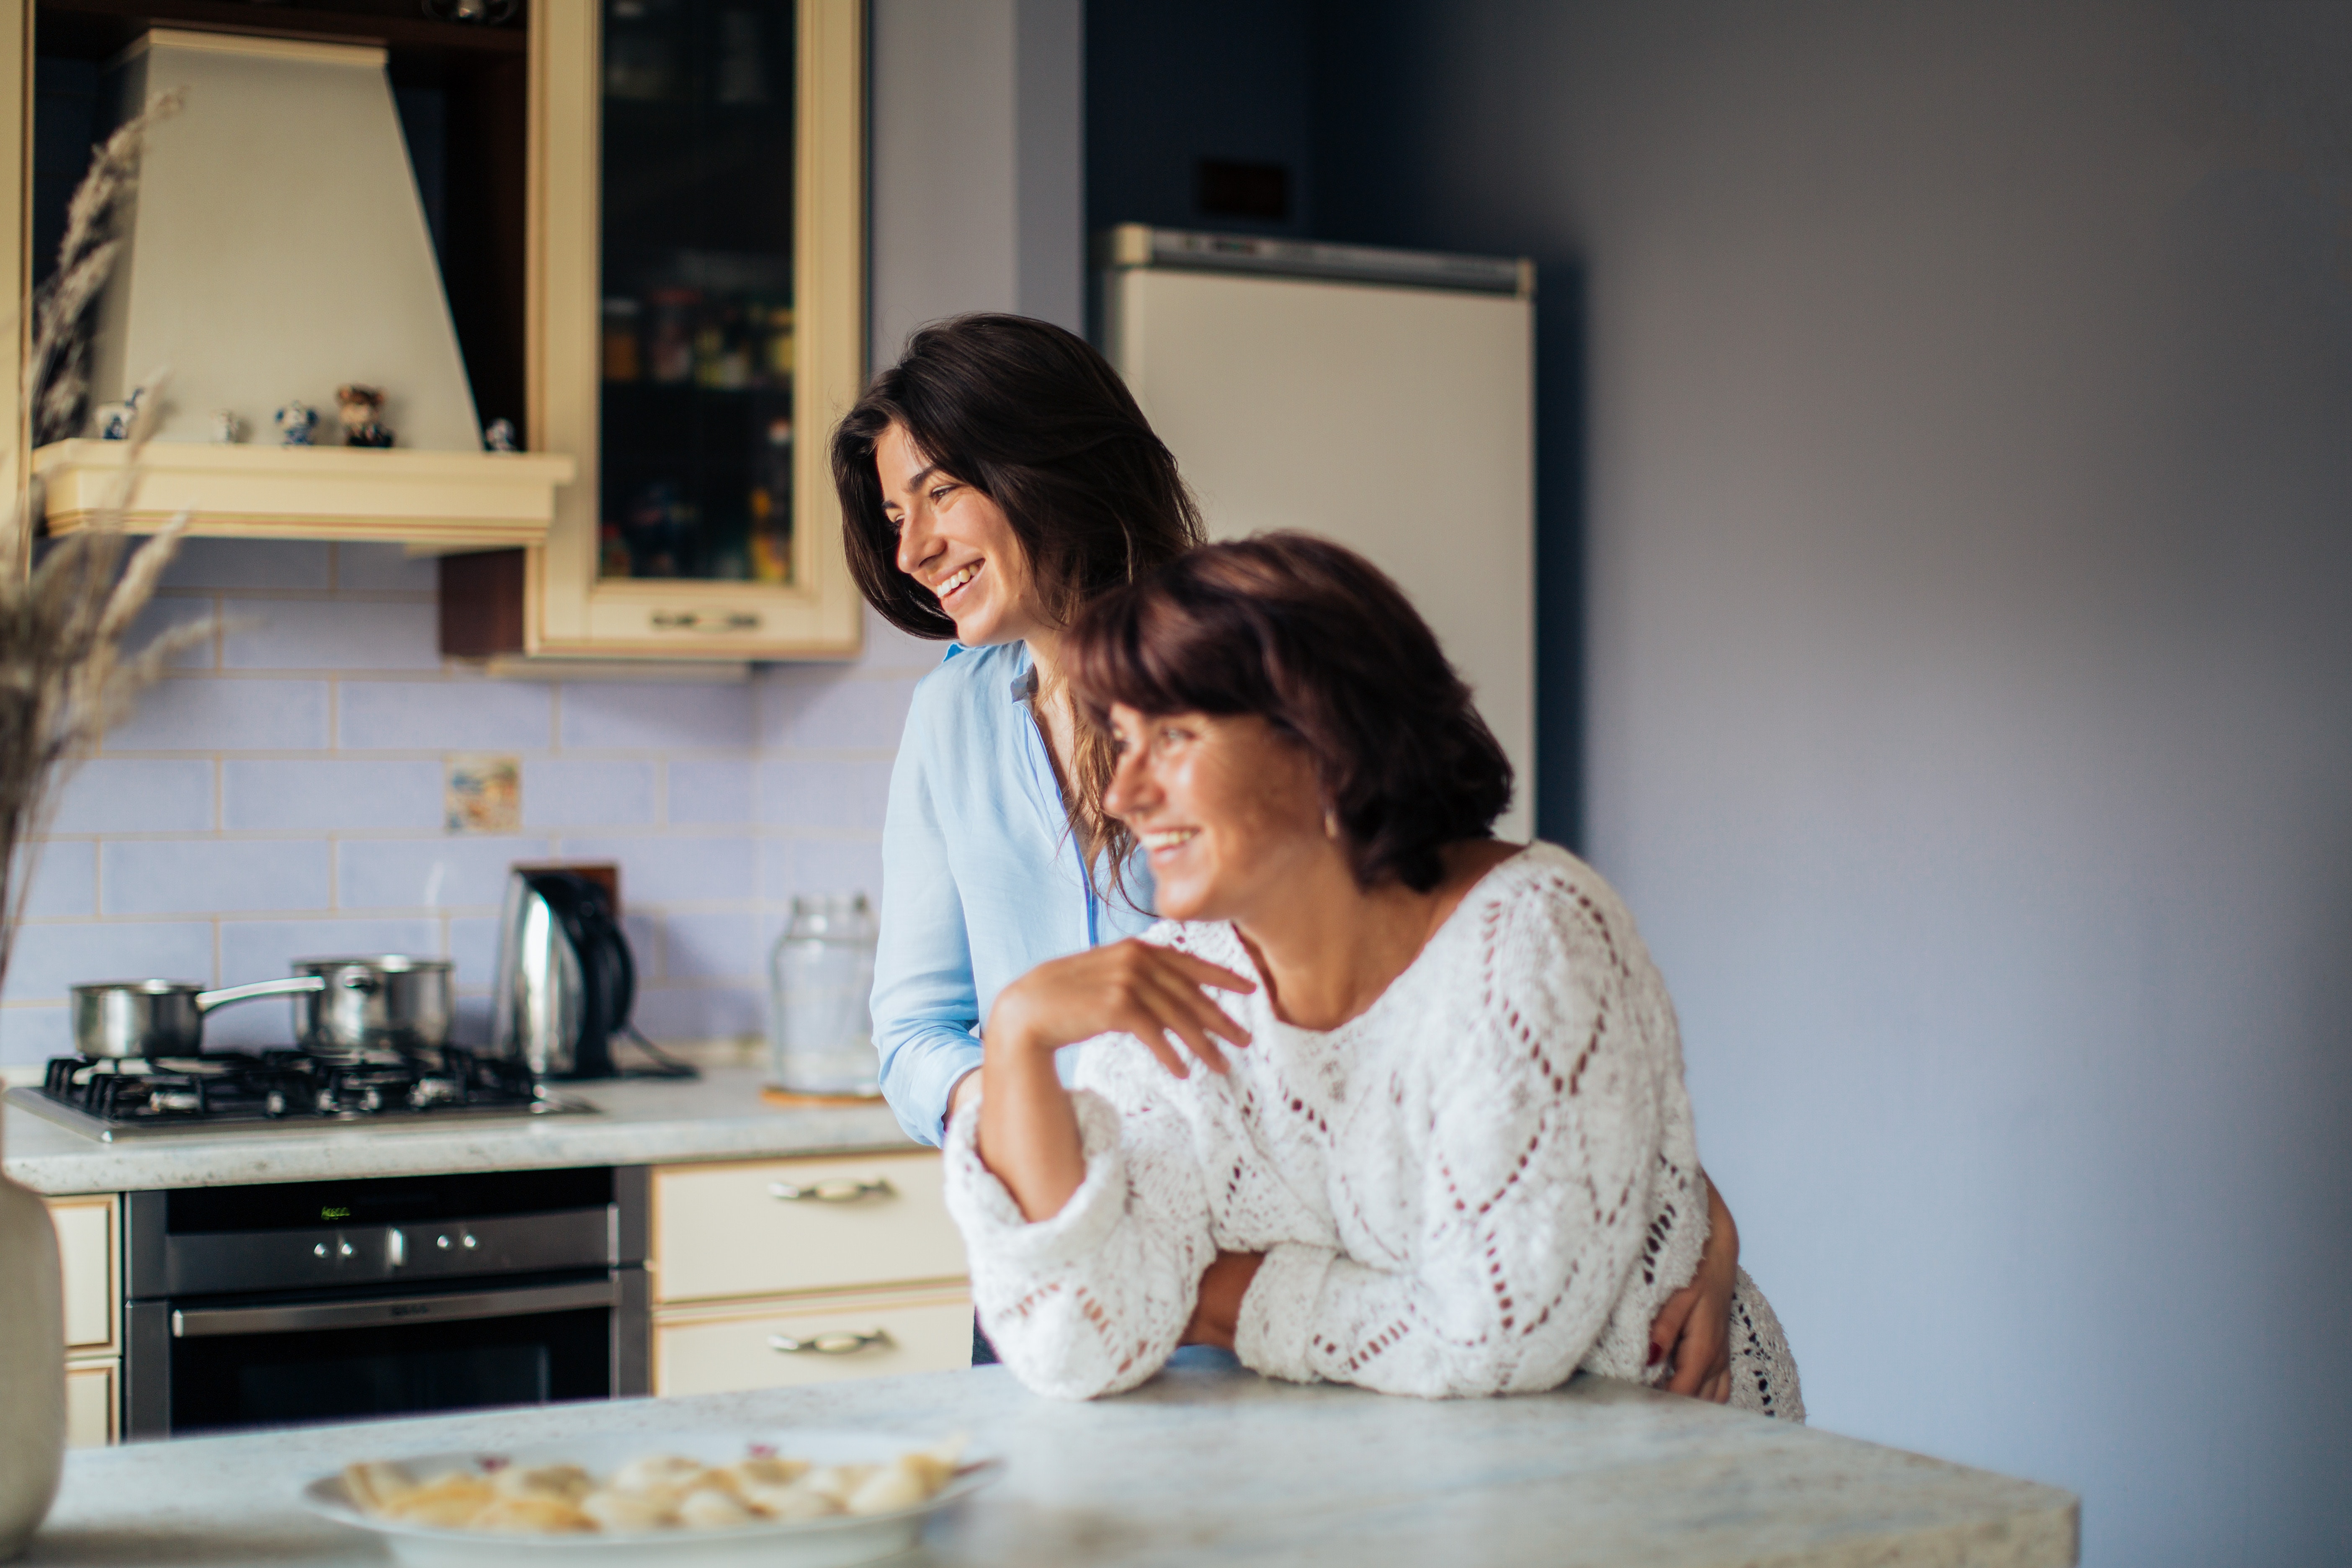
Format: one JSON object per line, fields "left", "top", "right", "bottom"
{"left": 47, "top": 1196, "right": 118, "bottom": 1354}
{"left": 654, "top": 1290, "right": 972, "bottom": 1395}
{"left": 65, "top": 1359, "right": 117, "bottom": 1448}
{"left": 652, "top": 1153, "right": 965, "bottom": 1305}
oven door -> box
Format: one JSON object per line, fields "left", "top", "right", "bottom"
{"left": 126, "top": 1267, "right": 649, "bottom": 1438}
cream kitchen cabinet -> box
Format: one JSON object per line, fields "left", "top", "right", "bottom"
{"left": 439, "top": 0, "right": 867, "bottom": 664}
{"left": 648, "top": 1151, "right": 969, "bottom": 1395}
{"left": 46, "top": 1193, "right": 119, "bottom": 1448}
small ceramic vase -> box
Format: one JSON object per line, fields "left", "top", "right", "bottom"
{"left": 0, "top": 1114, "right": 64, "bottom": 1562}
{"left": 484, "top": 417, "right": 519, "bottom": 453}
{"left": 275, "top": 402, "right": 317, "bottom": 446}
{"left": 210, "top": 410, "right": 244, "bottom": 445}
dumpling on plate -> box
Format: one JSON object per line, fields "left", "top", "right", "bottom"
{"left": 381, "top": 1473, "right": 495, "bottom": 1528}
{"left": 801, "top": 1463, "right": 877, "bottom": 1508}
{"left": 742, "top": 1480, "right": 842, "bottom": 1520}
{"left": 340, "top": 1460, "right": 417, "bottom": 1515}
{"left": 608, "top": 1453, "right": 711, "bottom": 1496}
{"left": 579, "top": 1488, "right": 679, "bottom": 1533}
{"left": 723, "top": 1455, "right": 810, "bottom": 1492}
{"left": 677, "top": 1487, "right": 760, "bottom": 1530}
{"left": 472, "top": 1495, "right": 595, "bottom": 1533}
{"left": 846, "top": 1435, "right": 970, "bottom": 1516}
{"left": 492, "top": 1463, "right": 594, "bottom": 1502}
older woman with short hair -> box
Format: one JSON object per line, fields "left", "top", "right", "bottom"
{"left": 942, "top": 534, "right": 1803, "bottom": 1409}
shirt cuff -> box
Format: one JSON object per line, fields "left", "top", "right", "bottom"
{"left": 941, "top": 1087, "right": 1133, "bottom": 1273}
{"left": 1233, "top": 1241, "right": 1335, "bottom": 1384}
{"left": 882, "top": 1036, "right": 984, "bottom": 1148}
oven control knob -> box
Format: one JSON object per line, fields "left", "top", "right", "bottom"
{"left": 314, "top": 1243, "right": 328, "bottom": 1258}
{"left": 337, "top": 1241, "right": 354, "bottom": 1257}
{"left": 461, "top": 1233, "right": 479, "bottom": 1250}
{"left": 436, "top": 1234, "right": 451, "bottom": 1250}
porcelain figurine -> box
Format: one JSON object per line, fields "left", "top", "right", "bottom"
{"left": 484, "top": 417, "right": 519, "bottom": 453}
{"left": 335, "top": 385, "right": 396, "bottom": 448}
{"left": 93, "top": 387, "right": 144, "bottom": 440}
{"left": 210, "top": 410, "right": 244, "bottom": 445}
{"left": 275, "top": 401, "right": 318, "bottom": 446}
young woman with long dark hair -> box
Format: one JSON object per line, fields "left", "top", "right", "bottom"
{"left": 832, "top": 315, "right": 1746, "bottom": 1396}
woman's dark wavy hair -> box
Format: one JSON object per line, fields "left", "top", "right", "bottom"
{"left": 1068, "top": 534, "right": 1513, "bottom": 893}
{"left": 830, "top": 314, "right": 1202, "bottom": 640}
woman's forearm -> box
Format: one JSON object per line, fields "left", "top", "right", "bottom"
{"left": 974, "top": 1032, "right": 1088, "bottom": 1222}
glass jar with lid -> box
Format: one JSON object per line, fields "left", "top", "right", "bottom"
{"left": 768, "top": 893, "right": 881, "bottom": 1096}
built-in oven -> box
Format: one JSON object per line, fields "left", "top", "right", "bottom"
{"left": 122, "top": 1166, "right": 649, "bottom": 1439}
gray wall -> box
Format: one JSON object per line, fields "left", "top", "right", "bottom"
{"left": 1315, "top": 4, "right": 2352, "bottom": 1564}
{"left": 870, "top": 0, "right": 1085, "bottom": 357}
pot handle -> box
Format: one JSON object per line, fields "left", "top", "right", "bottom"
{"left": 193, "top": 975, "right": 328, "bottom": 1013}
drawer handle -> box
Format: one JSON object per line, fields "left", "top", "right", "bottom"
{"left": 768, "top": 1177, "right": 896, "bottom": 1204}
{"left": 768, "top": 1329, "right": 893, "bottom": 1357}
{"left": 650, "top": 610, "right": 762, "bottom": 632}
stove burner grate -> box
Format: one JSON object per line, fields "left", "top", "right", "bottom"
{"left": 34, "top": 1045, "right": 547, "bottom": 1129}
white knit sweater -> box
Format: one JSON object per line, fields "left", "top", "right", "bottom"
{"left": 943, "top": 843, "right": 1803, "bottom": 1414}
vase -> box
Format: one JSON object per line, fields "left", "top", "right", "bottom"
{"left": 0, "top": 1112, "right": 64, "bottom": 1562}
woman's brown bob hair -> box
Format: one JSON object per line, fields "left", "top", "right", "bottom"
{"left": 1069, "top": 534, "right": 1513, "bottom": 894}
{"left": 830, "top": 314, "right": 1202, "bottom": 640}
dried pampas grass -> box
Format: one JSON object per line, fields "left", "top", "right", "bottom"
{"left": 0, "top": 90, "right": 210, "bottom": 998}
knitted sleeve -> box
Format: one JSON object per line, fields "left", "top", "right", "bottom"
{"left": 940, "top": 1067, "right": 1215, "bottom": 1399}
{"left": 1233, "top": 875, "right": 1672, "bottom": 1398}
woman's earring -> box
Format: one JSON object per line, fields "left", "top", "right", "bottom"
{"left": 1323, "top": 808, "right": 1340, "bottom": 841}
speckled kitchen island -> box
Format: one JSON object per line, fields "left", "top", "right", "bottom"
{"left": 18, "top": 1356, "right": 2074, "bottom": 1567}
{"left": 2, "top": 1067, "right": 914, "bottom": 1194}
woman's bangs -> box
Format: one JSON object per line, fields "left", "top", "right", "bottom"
{"left": 1073, "top": 591, "right": 1226, "bottom": 725}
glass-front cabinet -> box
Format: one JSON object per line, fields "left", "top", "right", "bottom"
{"left": 502, "top": 0, "right": 863, "bottom": 659}
{"left": 598, "top": 1, "right": 796, "bottom": 587}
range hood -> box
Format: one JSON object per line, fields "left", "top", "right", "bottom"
{"left": 38, "top": 28, "right": 569, "bottom": 546}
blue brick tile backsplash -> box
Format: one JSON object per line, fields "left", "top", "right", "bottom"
{"left": 0, "top": 542, "right": 940, "bottom": 1066}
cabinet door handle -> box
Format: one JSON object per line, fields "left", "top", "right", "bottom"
{"left": 767, "top": 1177, "right": 895, "bottom": 1204}
{"left": 768, "top": 1329, "right": 892, "bottom": 1357}
{"left": 649, "top": 610, "right": 761, "bottom": 632}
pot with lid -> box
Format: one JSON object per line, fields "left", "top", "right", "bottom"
{"left": 293, "top": 955, "right": 453, "bottom": 1058}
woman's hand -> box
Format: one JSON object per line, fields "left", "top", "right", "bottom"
{"left": 988, "top": 940, "right": 1255, "bottom": 1076}
{"left": 1648, "top": 1173, "right": 1739, "bottom": 1403}
{"left": 1182, "top": 1251, "right": 1265, "bottom": 1350}
{"left": 976, "top": 941, "right": 1255, "bottom": 1224}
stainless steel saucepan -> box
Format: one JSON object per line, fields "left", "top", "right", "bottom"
{"left": 291, "top": 955, "right": 453, "bottom": 1057}
{"left": 71, "top": 976, "right": 326, "bottom": 1059}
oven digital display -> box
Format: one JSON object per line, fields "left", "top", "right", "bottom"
{"left": 167, "top": 1169, "right": 615, "bottom": 1233}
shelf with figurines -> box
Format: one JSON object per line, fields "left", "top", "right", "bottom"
{"left": 35, "top": 389, "right": 573, "bottom": 548}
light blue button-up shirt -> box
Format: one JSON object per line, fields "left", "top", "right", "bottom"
{"left": 871, "top": 641, "right": 1156, "bottom": 1146}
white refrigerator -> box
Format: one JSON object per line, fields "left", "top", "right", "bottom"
{"left": 1100, "top": 226, "right": 1538, "bottom": 842}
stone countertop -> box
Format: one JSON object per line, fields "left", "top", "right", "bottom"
{"left": 1, "top": 1067, "right": 917, "bottom": 1195}
{"left": 19, "top": 1358, "right": 2077, "bottom": 1568}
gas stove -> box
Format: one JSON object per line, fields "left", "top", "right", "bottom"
{"left": 6, "top": 1045, "right": 595, "bottom": 1141}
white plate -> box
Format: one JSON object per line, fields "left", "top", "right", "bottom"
{"left": 298, "top": 1429, "right": 1002, "bottom": 1568}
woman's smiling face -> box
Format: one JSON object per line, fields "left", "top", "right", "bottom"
{"left": 878, "top": 421, "right": 1045, "bottom": 646}
{"left": 1101, "top": 703, "right": 1333, "bottom": 923}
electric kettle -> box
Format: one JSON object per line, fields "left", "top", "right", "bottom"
{"left": 489, "top": 869, "right": 634, "bottom": 1079}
